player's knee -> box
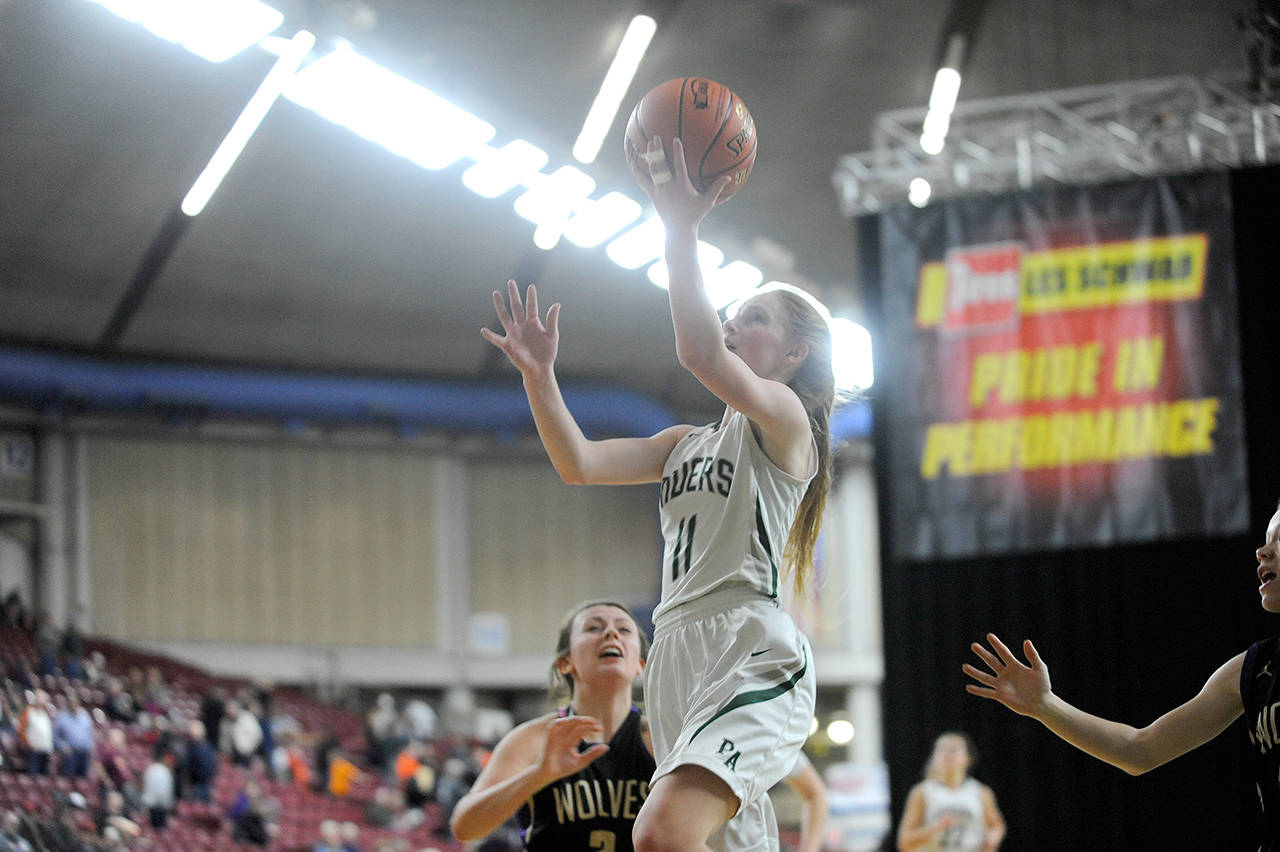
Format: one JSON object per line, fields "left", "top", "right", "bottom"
{"left": 632, "top": 819, "right": 687, "bottom": 852}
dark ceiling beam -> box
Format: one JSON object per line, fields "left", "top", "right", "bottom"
{"left": 932, "top": 0, "right": 990, "bottom": 79}
{"left": 96, "top": 204, "right": 192, "bottom": 352}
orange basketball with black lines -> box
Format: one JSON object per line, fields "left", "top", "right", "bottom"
{"left": 624, "top": 77, "right": 757, "bottom": 201}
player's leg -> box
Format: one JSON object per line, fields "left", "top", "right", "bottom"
{"left": 632, "top": 764, "right": 738, "bottom": 852}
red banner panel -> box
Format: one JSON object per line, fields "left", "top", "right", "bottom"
{"left": 876, "top": 173, "right": 1248, "bottom": 559}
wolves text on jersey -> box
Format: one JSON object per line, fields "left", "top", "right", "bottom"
{"left": 1249, "top": 699, "right": 1280, "bottom": 755}
{"left": 550, "top": 777, "right": 650, "bottom": 824}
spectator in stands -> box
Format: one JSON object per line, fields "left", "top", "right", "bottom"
{"left": 0, "top": 588, "right": 27, "bottom": 630}
{"left": 229, "top": 777, "right": 278, "bottom": 846}
{"left": 315, "top": 819, "right": 344, "bottom": 852}
{"left": 271, "top": 730, "right": 311, "bottom": 788}
{"left": 340, "top": 820, "right": 362, "bottom": 852}
{"left": 53, "top": 692, "right": 94, "bottom": 778}
{"left": 0, "top": 810, "right": 34, "bottom": 852}
{"left": 182, "top": 719, "right": 218, "bottom": 803}
{"left": 101, "top": 678, "right": 135, "bottom": 725}
{"left": 141, "top": 666, "right": 169, "bottom": 715}
{"left": 229, "top": 700, "right": 263, "bottom": 768}
{"left": 34, "top": 612, "right": 59, "bottom": 677}
{"left": 19, "top": 688, "right": 53, "bottom": 775}
{"left": 365, "top": 692, "right": 400, "bottom": 776}
{"left": 312, "top": 728, "right": 339, "bottom": 792}
{"left": 9, "top": 659, "right": 35, "bottom": 692}
{"left": 97, "top": 727, "right": 131, "bottom": 792}
{"left": 0, "top": 684, "right": 18, "bottom": 770}
{"left": 83, "top": 651, "right": 107, "bottom": 687}
{"left": 403, "top": 697, "right": 438, "bottom": 742}
{"left": 200, "top": 685, "right": 227, "bottom": 753}
{"left": 327, "top": 746, "right": 364, "bottom": 797}
{"left": 402, "top": 760, "right": 435, "bottom": 816}
{"left": 91, "top": 789, "right": 141, "bottom": 844}
{"left": 41, "top": 801, "right": 93, "bottom": 852}
{"left": 140, "top": 745, "right": 176, "bottom": 829}
{"left": 60, "top": 610, "right": 85, "bottom": 680}
{"left": 364, "top": 787, "right": 398, "bottom": 828}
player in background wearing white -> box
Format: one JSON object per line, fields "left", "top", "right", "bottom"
{"left": 482, "top": 132, "right": 834, "bottom": 852}
{"left": 896, "top": 732, "right": 1004, "bottom": 852}
{"left": 964, "top": 501, "right": 1280, "bottom": 851}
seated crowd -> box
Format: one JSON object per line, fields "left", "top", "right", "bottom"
{"left": 0, "top": 589, "right": 488, "bottom": 852}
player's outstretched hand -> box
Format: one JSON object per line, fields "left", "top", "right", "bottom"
{"left": 481, "top": 279, "right": 560, "bottom": 379}
{"left": 963, "top": 633, "right": 1052, "bottom": 718}
{"left": 634, "top": 136, "right": 732, "bottom": 231}
{"left": 536, "top": 715, "right": 610, "bottom": 783}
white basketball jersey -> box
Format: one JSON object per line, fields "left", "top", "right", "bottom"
{"left": 921, "top": 778, "right": 986, "bottom": 852}
{"left": 653, "top": 407, "right": 815, "bottom": 623}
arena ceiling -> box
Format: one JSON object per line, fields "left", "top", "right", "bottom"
{"left": 0, "top": 0, "right": 1252, "bottom": 423}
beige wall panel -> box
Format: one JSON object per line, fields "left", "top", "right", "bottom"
{"left": 87, "top": 436, "right": 438, "bottom": 646}
{"left": 468, "top": 461, "right": 660, "bottom": 654}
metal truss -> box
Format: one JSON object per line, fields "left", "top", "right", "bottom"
{"left": 832, "top": 74, "right": 1280, "bottom": 216}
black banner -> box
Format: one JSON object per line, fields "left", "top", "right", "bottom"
{"left": 877, "top": 172, "right": 1249, "bottom": 559}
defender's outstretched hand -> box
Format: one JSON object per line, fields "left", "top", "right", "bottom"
{"left": 964, "top": 633, "right": 1052, "bottom": 718}
{"left": 481, "top": 279, "right": 560, "bottom": 379}
{"left": 633, "top": 136, "right": 732, "bottom": 231}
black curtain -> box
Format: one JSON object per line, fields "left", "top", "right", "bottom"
{"left": 865, "top": 165, "right": 1280, "bottom": 851}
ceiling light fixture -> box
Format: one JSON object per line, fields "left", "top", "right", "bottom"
{"left": 462, "top": 140, "right": 550, "bottom": 199}
{"left": 285, "top": 44, "right": 495, "bottom": 171}
{"left": 85, "top": 0, "right": 285, "bottom": 63}
{"left": 919, "top": 33, "right": 966, "bottom": 155}
{"left": 573, "top": 15, "right": 657, "bottom": 164}
{"left": 180, "top": 29, "right": 315, "bottom": 216}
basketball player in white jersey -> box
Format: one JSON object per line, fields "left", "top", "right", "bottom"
{"left": 897, "top": 732, "right": 1005, "bottom": 852}
{"left": 481, "top": 134, "right": 835, "bottom": 851}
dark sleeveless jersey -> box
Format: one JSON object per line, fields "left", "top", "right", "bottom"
{"left": 1241, "top": 636, "right": 1280, "bottom": 851}
{"left": 518, "top": 707, "right": 654, "bottom": 852}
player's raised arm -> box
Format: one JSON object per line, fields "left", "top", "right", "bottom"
{"left": 634, "top": 136, "right": 812, "bottom": 476}
{"left": 481, "top": 279, "right": 691, "bottom": 485}
{"left": 964, "top": 633, "right": 1244, "bottom": 775}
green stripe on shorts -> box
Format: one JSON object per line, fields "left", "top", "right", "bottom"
{"left": 689, "top": 646, "right": 808, "bottom": 744}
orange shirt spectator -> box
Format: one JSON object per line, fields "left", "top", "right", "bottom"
{"left": 393, "top": 748, "right": 420, "bottom": 784}
{"left": 287, "top": 748, "right": 312, "bottom": 788}
{"left": 328, "top": 755, "right": 360, "bottom": 797}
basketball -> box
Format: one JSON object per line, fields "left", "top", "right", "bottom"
{"left": 624, "top": 77, "right": 757, "bottom": 202}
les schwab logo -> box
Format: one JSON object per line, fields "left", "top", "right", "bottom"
{"left": 914, "top": 234, "right": 1208, "bottom": 334}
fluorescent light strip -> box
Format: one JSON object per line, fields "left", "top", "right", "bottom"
{"left": 87, "top": 0, "right": 284, "bottom": 63}
{"left": 180, "top": 29, "right": 315, "bottom": 216}
{"left": 285, "top": 45, "right": 495, "bottom": 170}
{"left": 605, "top": 217, "right": 664, "bottom": 269}
{"left": 462, "top": 140, "right": 549, "bottom": 199}
{"left": 572, "top": 15, "right": 657, "bottom": 164}
{"left": 563, "top": 192, "right": 642, "bottom": 248}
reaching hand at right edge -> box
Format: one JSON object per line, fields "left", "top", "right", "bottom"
{"left": 963, "top": 633, "right": 1053, "bottom": 718}
{"left": 964, "top": 632, "right": 1245, "bottom": 776}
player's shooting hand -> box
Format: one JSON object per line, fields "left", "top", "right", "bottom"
{"left": 963, "top": 633, "right": 1053, "bottom": 718}
{"left": 633, "top": 136, "right": 731, "bottom": 231}
{"left": 536, "top": 715, "right": 610, "bottom": 784}
{"left": 481, "top": 279, "right": 560, "bottom": 380}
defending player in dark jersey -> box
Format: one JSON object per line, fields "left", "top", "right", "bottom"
{"left": 964, "top": 499, "right": 1280, "bottom": 851}
{"left": 520, "top": 705, "right": 653, "bottom": 851}
{"left": 449, "top": 601, "right": 654, "bottom": 851}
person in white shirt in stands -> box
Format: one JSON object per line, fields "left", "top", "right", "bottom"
{"left": 140, "top": 746, "right": 176, "bottom": 830}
